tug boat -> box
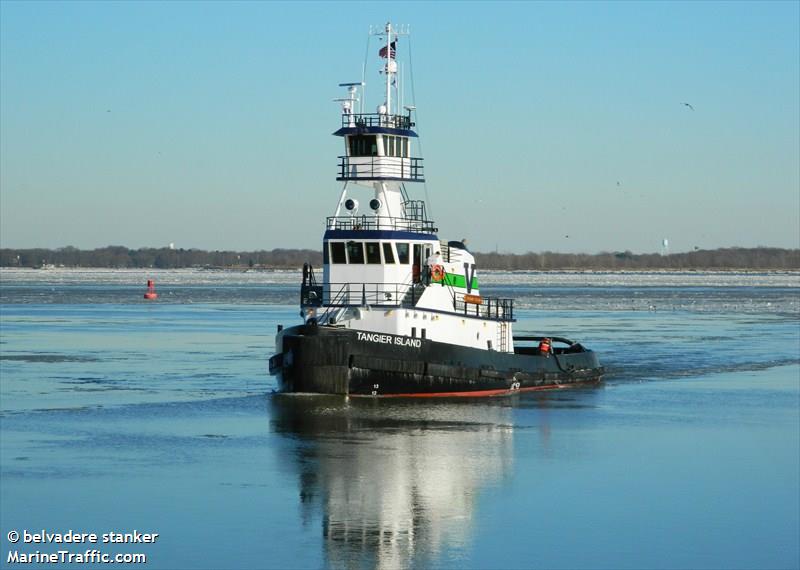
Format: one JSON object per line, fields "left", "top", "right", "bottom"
{"left": 269, "top": 23, "right": 603, "bottom": 396}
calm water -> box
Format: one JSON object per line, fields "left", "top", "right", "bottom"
{"left": 1, "top": 269, "right": 798, "bottom": 569}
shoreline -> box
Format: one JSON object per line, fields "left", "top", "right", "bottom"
{"left": 3, "top": 247, "right": 798, "bottom": 272}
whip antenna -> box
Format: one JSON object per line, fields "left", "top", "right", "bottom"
{"left": 407, "top": 32, "right": 433, "bottom": 218}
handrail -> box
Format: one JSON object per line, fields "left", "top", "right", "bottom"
{"left": 326, "top": 215, "right": 438, "bottom": 233}
{"left": 513, "top": 335, "right": 576, "bottom": 346}
{"left": 303, "top": 281, "right": 513, "bottom": 320}
{"left": 307, "top": 282, "right": 416, "bottom": 308}
{"left": 299, "top": 266, "right": 512, "bottom": 320}
{"left": 452, "top": 290, "right": 514, "bottom": 321}
{"left": 319, "top": 283, "right": 349, "bottom": 323}
{"left": 337, "top": 156, "right": 424, "bottom": 182}
{"left": 342, "top": 113, "right": 414, "bottom": 130}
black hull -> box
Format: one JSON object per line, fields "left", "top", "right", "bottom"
{"left": 269, "top": 324, "right": 603, "bottom": 397}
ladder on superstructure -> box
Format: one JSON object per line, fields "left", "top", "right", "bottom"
{"left": 401, "top": 281, "right": 426, "bottom": 306}
{"left": 439, "top": 240, "right": 451, "bottom": 263}
{"left": 497, "top": 322, "right": 509, "bottom": 352}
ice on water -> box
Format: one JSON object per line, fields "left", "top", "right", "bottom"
{"left": 1, "top": 268, "right": 798, "bottom": 570}
{"left": 2, "top": 268, "right": 798, "bottom": 315}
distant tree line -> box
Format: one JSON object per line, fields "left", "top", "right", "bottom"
{"left": 473, "top": 247, "right": 800, "bottom": 270}
{"left": 0, "top": 246, "right": 797, "bottom": 271}
{"left": 0, "top": 246, "right": 323, "bottom": 269}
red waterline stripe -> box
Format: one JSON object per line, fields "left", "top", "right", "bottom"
{"left": 356, "top": 379, "right": 601, "bottom": 398}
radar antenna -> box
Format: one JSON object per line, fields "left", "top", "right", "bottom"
{"left": 335, "top": 82, "right": 364, "bottom": 125}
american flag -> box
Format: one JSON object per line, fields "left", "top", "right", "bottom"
{"left": 379, "top": 40, "right": 396, "bottom": 59}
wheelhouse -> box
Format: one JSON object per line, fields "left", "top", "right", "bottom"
{"left": 323, "top": 232, "right": 439, "bottom": 288}
{"left": 346, "top": 134, "right": 411, "bottom": 158}
{"left": 334, "top": 112, "right": 424, "bottom": 182}
{"left": 324, "top": 239, "right": 429, "bottom": 266}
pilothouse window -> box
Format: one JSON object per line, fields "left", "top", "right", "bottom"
{"left": 346, "top": 241, "right": 365, "bottom": 264}
{"left": 396, "top": 243, "right": 410, "bottom": 264}
{"left": 381, "top": 136, "right": 408, "bottom": 158}
{"left": 349, "top": 135, "right": 378, "bottom": 157}
{"left": 382, "top": 243, "right": 395, "bottom": 264}
{"left": 365, "top": 242, "right": 381, "bottom": 264}
{"left": 330, "top": 242, "right": 346, "bottom": 264}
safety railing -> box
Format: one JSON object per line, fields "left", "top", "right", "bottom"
{"left": 302, "top": 281, "right": 422, "bottom": 308}
{"left": 342, "top": 113, "right": 414, "bottom": 130}
{"left": 337, "top": 156, "right": 424, "bottom": 182}
{"left": 326, "top": 215, "right": 437, "bottom": 233}
{"left": 300, "top": 264, "right": 513, "bottom": 321}
{"left": 452, "top": 291, "right": 514, "bottom": 321}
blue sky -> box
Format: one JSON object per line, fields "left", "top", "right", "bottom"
{"left": 1, "top": 1, "right": 798, "bottom": 254}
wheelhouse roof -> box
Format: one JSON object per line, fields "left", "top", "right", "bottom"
{"left": 333, "top": 126, "right": 419, "bottom": 138}
{"left": 324, "top": 229, "right": 438, "bottom": 241}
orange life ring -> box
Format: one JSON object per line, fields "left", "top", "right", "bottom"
{"left": 431, "top": 264, "right": 444, "bottom": 282}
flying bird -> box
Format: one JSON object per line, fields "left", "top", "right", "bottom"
{"left": 681, "top": 102, "right": 694, "bottom": 111}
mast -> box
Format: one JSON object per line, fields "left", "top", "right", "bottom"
{"left": 369, "top": 22, "right": 408, "bottom": 123}
{"left": 333, "top": 23, "right": 425, "bottom": 230}
{"left": 385, "top": 22, "right": 392, "bottom": 117}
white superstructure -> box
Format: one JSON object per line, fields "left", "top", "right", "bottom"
{"left": 300, "top": 22, "right": 515, "bottom": 353}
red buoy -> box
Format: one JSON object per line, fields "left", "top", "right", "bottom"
{"left": 144, "top": 279, "right": 158, "bottom": 300}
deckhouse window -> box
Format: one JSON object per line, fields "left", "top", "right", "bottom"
{"left": 382, "top": 243, "right": 395, "bottom": 264}
{"left": 396, "top": 243, "right": 410, "bottom": 264}
{"left": 330, "top": 242, "right": 346, "bottom": 264}
{"left": 365, "top": 242, "right": 381, "bottom": 264}
{"left": 349, "top": 135, "right": 378, "bottom": 157}
{"left": 346, "top": 241, "right": 365, "bottom": 264}
{"left": 381, "top": 136, "right": 409, "bottom": 158}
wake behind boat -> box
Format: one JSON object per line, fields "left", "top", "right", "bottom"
{"left": 269, "top": 23, "right": 603, "bottom": 396}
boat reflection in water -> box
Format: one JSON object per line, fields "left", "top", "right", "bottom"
{"left": 269, "top": 396, "right": 517, "bottom": 569}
